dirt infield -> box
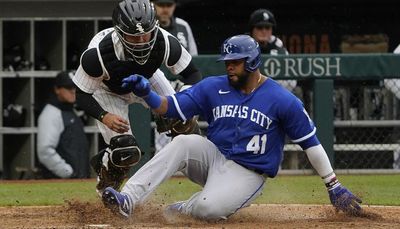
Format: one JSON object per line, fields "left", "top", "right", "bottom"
{"left": 1, "top": 201, "right": 399, "bottom": 228}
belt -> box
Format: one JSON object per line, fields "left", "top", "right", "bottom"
{"left": 251, "top": 168, "right": 265, "bottom": 175}
{"left": 250, "top": 169, "right": 269, "bottom": 179}
{"left": 240, "top": 164, "right": 266, "bottom": 176}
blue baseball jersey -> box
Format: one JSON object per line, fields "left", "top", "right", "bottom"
{"left": 166, "top": 75, "right": 319, "bottom": 177}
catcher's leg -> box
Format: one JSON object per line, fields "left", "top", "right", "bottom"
{"left": 91, "top": 134, "right": 142, "bottom": 196}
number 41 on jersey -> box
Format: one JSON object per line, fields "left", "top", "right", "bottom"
{"left": 247, "top": 134, "right": 267, "bottom": 154}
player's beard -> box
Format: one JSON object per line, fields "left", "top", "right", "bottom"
{"left": 228, "top": 72, "right": 251, "bottom": 90}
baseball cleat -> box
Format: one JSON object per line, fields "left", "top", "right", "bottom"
{"left": 165, "top": 201, "right": 185, "bottom": 215}
{"left": 102, "top": 187, "right": 133, "bottom": 218}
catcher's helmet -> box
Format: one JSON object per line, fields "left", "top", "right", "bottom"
{"left": 112, "top": 0, "right": 159, "bottom": 64}
{"left": 249, "top": 9, "right": 276, "bottom": 29}
{"left": 217, "top": 35, "right": 261, "bottom": 72}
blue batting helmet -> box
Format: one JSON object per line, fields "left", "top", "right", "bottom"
{"left": 217, "top": 35, "right": 261, "bottom": 72}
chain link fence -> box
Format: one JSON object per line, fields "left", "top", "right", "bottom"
{"left": 150, "top": 55, "right": 400, "bottom": 173}
{"left": 281, "top": 79, "right": 400, "bottom": 171}
{"left": 150, "top": 78, "right": 400, "bottom": 172}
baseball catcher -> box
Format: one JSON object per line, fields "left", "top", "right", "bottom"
{"left": 73, "top": 0, "right": 202, "bottom": 195}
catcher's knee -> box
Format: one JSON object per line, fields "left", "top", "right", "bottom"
{"left": 108, "top": 134, "right": 142, "bottom": 168}
{"left": 91, "top": 134, "right": 141, "bottom": 171}
{"left": 90, "top": 134, "right": 142, "bottom": 193}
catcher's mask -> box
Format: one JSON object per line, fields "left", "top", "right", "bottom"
{"left": 112, "top": 0, "right": 159, "bottom": 65}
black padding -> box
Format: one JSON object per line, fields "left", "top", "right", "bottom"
{"left": 90, "top": 148, "right": 107, "bottom": 174}
{"left": 81, "top": 48, "right": 103, "bottom": 77}
{"left": 179, "top": 61, "right": 202, "bottom": 84}
{"left": 167, "top": 35, "right": 182, "bottom": 66}
{"left": 75, "top": 87, "right": 106, "bottom": 120}
{"left": 109, "top": 134, "right": 138, "bottom": 149}
{"left": 109, "top": 135, "right": 142, "bottom": 168}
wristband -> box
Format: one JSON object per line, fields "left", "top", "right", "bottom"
{"left": 322, "top": 171, "right": 336, "bottom": 183}
{"left": 325, "top": 176, "right": 341, "bottom": 191}
{"left": 143, "top": 91, "right": 162, "bottom": 109}
{"left": 98, "top": 111, "right": 108, "bottom": 122}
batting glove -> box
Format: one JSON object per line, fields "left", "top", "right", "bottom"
{"left": 122, "top": 74, "right": 151, "bottom": 97}
{"left": 328, "top": 184, "right": 362, "bottom": 215}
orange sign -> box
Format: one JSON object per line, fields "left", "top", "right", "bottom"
{"left": 279, "top": 34, "right": 331, "bottom": 53}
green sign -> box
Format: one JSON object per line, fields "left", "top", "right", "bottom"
{"left": 192, "top": 54, "right": 400, "bottom": 79}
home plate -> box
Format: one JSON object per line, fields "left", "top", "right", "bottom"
{"left": 86, "top": 224, "right": 110, "bottom": 228}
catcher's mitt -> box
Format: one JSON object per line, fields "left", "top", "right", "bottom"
{"left": 155, "top": 115, "right": 200, "bottom": 137}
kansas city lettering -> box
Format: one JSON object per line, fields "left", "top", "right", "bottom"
{"left": 212, "top": 105, "right": 273, "bottom": 129}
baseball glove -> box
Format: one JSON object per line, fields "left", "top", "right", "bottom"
{"left": 155, "top": 115, "right": 200, "bottom": 137}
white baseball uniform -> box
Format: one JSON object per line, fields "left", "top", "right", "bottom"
{"left": 73, "top": 27, "right": 191, "bottom": 144}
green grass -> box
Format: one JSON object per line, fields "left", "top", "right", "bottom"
{"left": 256, "top": 175, "right": 400, "bottom": 206}
{"left": 0, "top": 175, "right": 399, "bottom": 206}
{"left": 0, "top": 181, "right": 98, "bottom": 206}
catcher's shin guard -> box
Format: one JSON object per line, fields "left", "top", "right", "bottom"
{"left": 90, "top": 134, "right": 142, "bottom": 195}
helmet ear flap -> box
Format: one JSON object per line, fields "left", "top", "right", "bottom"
{"left": 245, "top": 44, "right": 261, "bottom": 72}
{"left": 245, "top": 55, "right": 261, "bottom": 72}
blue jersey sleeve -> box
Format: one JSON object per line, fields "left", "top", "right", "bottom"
{"left": 165, "top": 80, "right": 207, "bottom": 121}
{"left": 281, "top": 98, "right": 320, "bottom": 149}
